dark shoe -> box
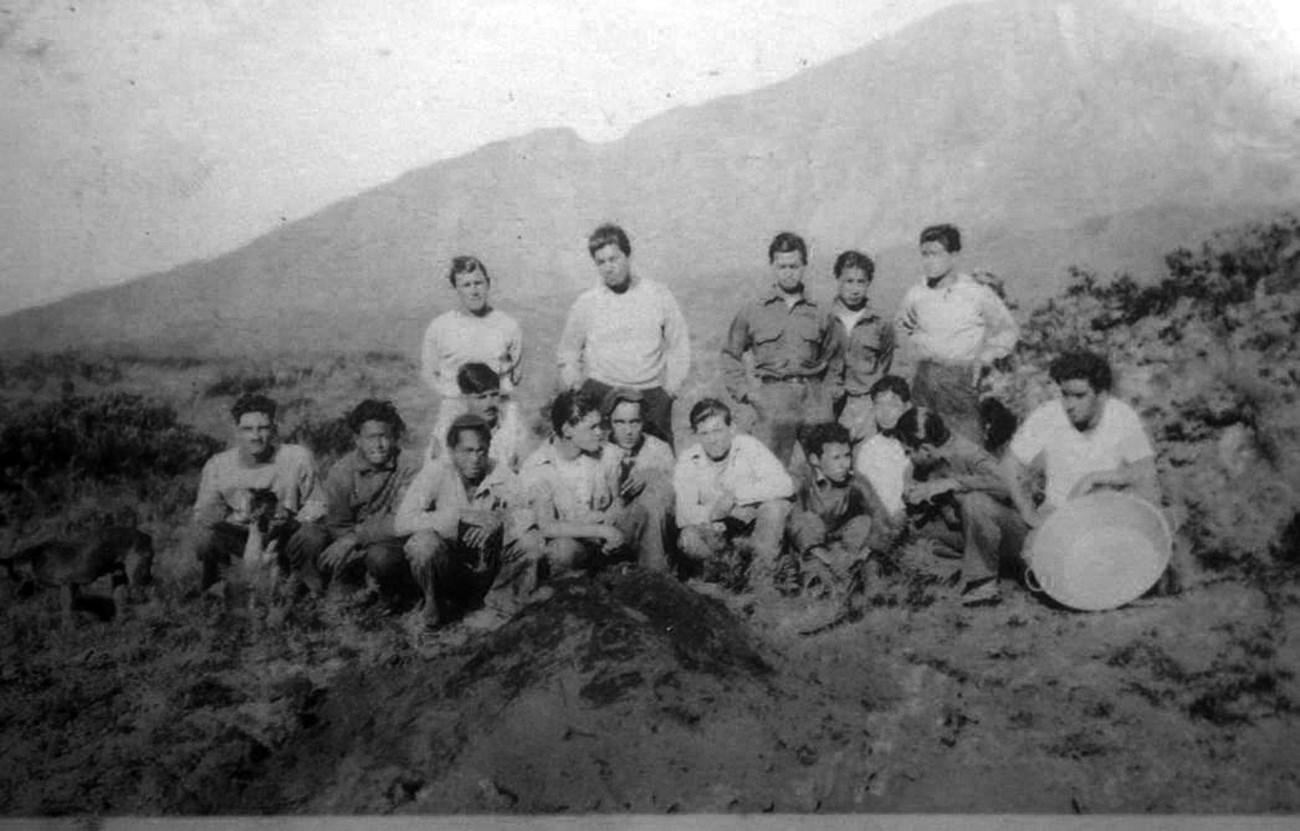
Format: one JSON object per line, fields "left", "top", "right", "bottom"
{"left": 960, "top": 578, "right": 1001, "bottom": 607}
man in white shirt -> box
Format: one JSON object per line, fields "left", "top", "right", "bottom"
{"left": 422, "top": 255, "right": 524, "bottom": 454}
{"left": 557, "top": 224, "right": 691, "bottom": 449}
{"left": 1003, "top": 350, "right": 1161, "bottom": 527}
{"left": 674, "top": 398, "right": 794, "bottom": 595}
{"left": 854, "top": 375, "right": 914, "bottom": 520}
{"left": 895, "top": 224, "right": 1018, "bottom": 443}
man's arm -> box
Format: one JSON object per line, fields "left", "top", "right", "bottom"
{"left": 662, "top": 288, "right": 691, "bottom": 395}
{"left": 393, "top": 464, "right": 460, "bottom": 537}
{"left": 504, "top": 317, "right": 525, "bottom": 389}
{"left": 673, "top": 457, "right": 712, "bottom": 528}
{"left": 978, "top": 286, "right": 1019, "bottom": 364}
{"left": 420, "top": 318, "right": 443, "bottom": 394}
{"left": 999, "top": 451, "right": 1046, "bottom": 528}
{"left": 192, "top": 456, "right": 228, "bottom": 529}
{"left": 525, "top": 474, "right": 617, "bottom": 542}
{"left": 732, "top": 438, "right": 795, "bottom": 506}
{"left": 1067, "top": 455, "right": 1161, "bottom": 505}
{"left": 720, "top": 307, "right": 753, "bottom": 402}
{"left": 823, "top": 315, "right": 847, "bottom": 405}
{"left": 556, "top": 297, "right": 588, "bottom": 391}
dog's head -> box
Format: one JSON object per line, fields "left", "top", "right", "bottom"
{"left": 230, "top": 488, "right": 280, "bottom": 532}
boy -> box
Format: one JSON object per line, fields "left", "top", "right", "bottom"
{"left": 828, "top": 250, "right": 894, "bottom": 445}
{"left": 894, "top": 224, "right": 1018, "bottom": 443}
{"left": 853, "top": 375, "right": 913, "bottom": 519}
{"left": 674, "top": 398, "right": 794, "bottom": 595}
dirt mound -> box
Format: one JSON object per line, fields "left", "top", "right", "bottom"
{"left": 225, "top": 570, "right": 901, "bottom": 814}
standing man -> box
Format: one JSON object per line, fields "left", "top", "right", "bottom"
{"left": 1002, "top": 350, "right": 1161, "bottom": 527}
{"left": 894, "top": 224, "right": 1018, "bottom": 443}
{"left": 722, "top": 232, "right": 843, "bottom": 465}
{"left": 557, "top": 224, "right": 691, "bottom": 449}
{"left": 191, "top": 393, "right": 321, "bottom": 592}
{"left": 829, "top": 249, "right": 894, "bottom": 445}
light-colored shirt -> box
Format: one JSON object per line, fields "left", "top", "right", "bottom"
{"left": 854, "top": 433, "right": 910, "bottom": 518}
{"left": 894, "top": 272, "right": 1018, "bottom": 365}
{"left": 193, "top": 444, "right": 319, "bottom": 529}
{"left": 619, "top": 434, "right": 676, "bottom": 477}
{"left": 557, "top": 275, "right": 691, "bottom": 392}
{"left": 420, "top": 308, "right": 523, "bottom": 398}
{"left": 1009, "top": 396, "right": 1156, "bottom": 511}
{"left": 673, "top": 433, "right": 794, "bottom": 527}
{"left": 519, "top": 439, "right": 625, "bottom": 527}
{"left": 393, "top": 456, "right": 530, "bottom": 543}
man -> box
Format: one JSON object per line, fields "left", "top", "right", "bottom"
{"left": 293, "top": 399, "right": 421, "bottom": 603}
{"left": 191, "top": 393, "right": 321, "bottom": 592}
{"left": 603, "top": 387, "right": 676, "bottom": 572}
{"left": 895, "top": 406, "right": 1028, "bottom": 606}
{"left": 557, "top": 224, "right": 691, "bottom": 448}
{"left": 674, "top": 398, "right": 794, "bottom": 595}
{"left": 854, "top": 375, "right": 914, "bottom": 520}
{"left": 722, "top": 232, "right": 843, "bottom": 465}
{"left": 829, "top": 250, "right": 894, "bottom": 445}
{"left": 395, "top": 414, "right": 541, "bottom": 630}
{"left": 1003, "top": 350, "right": 1160, "bottom": 527}
{"left": 894, "top": 224, "right": 1018, "bottom": 444}
{"left": 427, "top": 363, "right": 532, "bottom": 472}
{"left": 789, "top": 422, "right": 900, "bottom": 596}
{"left": 422, "top": 255, "right": 524, "bottom": 455}
{"left": 519, "top": 389, "right": 649, "bottom": 575}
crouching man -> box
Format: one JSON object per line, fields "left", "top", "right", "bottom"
{"left": 519, "top": 389, "right": 649, "bottom": 576}
{"left": 789, "top": 422, "right": 901, "bottom": 598}
{"left": 294, "top": 399, "right": 421, "bottom": 603}
{"left": 896, "top": 407, "right": 1027, "bottom": 606}
{"left": 192, "top": 393, "right": 322, "bottom": 593}
{"left": 395, "top": 414, "right": 542, "bottom": 630}
{"left": 673, "top": 398, "right": 794, "bottom": 595}
{"left": 603, "top": 387, "right": 676, "bottom": 572}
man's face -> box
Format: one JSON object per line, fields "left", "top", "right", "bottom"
{"left": 565, "top": 410, "right": 605, "bottom": 454}
{"left": 450, "top": 429, "right": 489, "bottom": 484}
{"left": 906, "top": 442, "right": 939, "bottom": 469}
{"left": 920, "top": 240, "right": 956, "bottom": 282}
{"left": 608, "top": 401, "right": 644, "bottom": 451}
{"left": 463, "top": 389, "right": 502, "bottom": 428}
{"left": 453, "top": 269, "right": 491, "bottom": 314}
{"left": 812, "top": 442, "right": 853, "bottom": 485}
{"left": 695, "top": 414, "right": 733, "bottom": 461}
{"left": 837, "top": 266, "right": 871, "bottom": 309}
{"left": 771, "top": 250, "right": 807, "bottom": 294}
{"left": 235, "top": 412, "right": 275, "bottom": 459}
{"left": 1059, "top": 379, "right": 1104, "bottom": 431}
{"left": 873, "top": 392, "right": 907, "bottom": 431}
{"left": 356, "top": 420, "right": 396, "bottom": 467}
{"left": 592, "top": 244, "right": 631, "bottom": 291}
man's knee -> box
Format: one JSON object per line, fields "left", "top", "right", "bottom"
{"left": 287, "top": 523, "right": 331, "bottom": 567}
{"left": 547, "top": 537, "right": 582, "bottom": 571}
{"left": 405, "top": 530, "right": 448, "bottom": 567}
{"left": 364, "top": 540, "right": 409, "bottom": 583}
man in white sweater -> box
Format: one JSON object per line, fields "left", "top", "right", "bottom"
{"left": 557, "top": 224, "right": 691, "bottom": 450}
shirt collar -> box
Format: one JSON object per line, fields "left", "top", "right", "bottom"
{"left": 354, "top": 448, "right": 399, "bottom": 475}
{"left": 832, "top": 297, "right": 878, "bottom": 322}
{"left": 762, "top": 288, "right": 812, "bottom": 307}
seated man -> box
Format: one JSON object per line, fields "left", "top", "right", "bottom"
{"left": 854, "top": 375, "right": 914, "bottom": 520}
{"left": 395, "top": 414, "right": 541, "bottom": 630}
{"left": 674, "top": 398, "right": 794, "bottom": 594}
{"left": 1003, "top": 350, "right": 1160, "bottom": 526}
{"left": 519, "top": 389, "right": 648, "bottom": 576}
{"left": 428, "top": 362, "right": 532, "bottom": 472}
{"left": 191, "top": 393, "right": 321, "bottom": 592}
{"left": 293, "top": 399, "right": 421, "bottom": 603}
{"left": 895, "top": 406, "right": 1027, "bottom": 606}
{"left": 603, "top": 387, "right": 676, "bottom": 572}
{"left": 789, "top": 422, "right": 901, "bottom": 596}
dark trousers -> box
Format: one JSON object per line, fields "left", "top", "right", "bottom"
{"left": 912, "top": 360, "right": 982, "bottom": 444}
{"left": 195, "top": 519, "right": 313, "bottom": 590}
{"left": 747, "top": 378, "right": 831, "bottom": 467}
{"left": 291, "top": 524, "right": 412, "bottom": 596}
{"left": 579, "top": 378, "right": 675, "bottom": 450}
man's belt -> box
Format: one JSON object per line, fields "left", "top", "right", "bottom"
{"left": 758, "top": 374, "right": 819, "bottom": 385}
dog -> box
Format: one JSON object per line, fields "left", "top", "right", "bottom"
{"left": 1, "top": 526, "right": 154, "bottom": 628}
{"left": 229, "top": 488, "right": 287, "bottom": 619}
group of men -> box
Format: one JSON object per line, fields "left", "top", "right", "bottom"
{"left": 190, "top": 221, "right": 1165, "bottom": 628}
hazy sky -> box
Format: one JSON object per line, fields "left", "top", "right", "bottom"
{"left": 1, "top": 0, "right": 1297, "bottom": 314}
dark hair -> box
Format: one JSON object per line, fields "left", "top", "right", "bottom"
{"left": 602, "top": 387, "right": 644, "bottom": 420}
{"left": 978, "top": 397, "right": 1018, "bottom": 454}
{"left": 833, "top": 250, "right": 875, "bottom": 280}
{"left": 893, "top": 407, "right": 951, "bottom": 450}
{"left": 446, "top": 413, "right": 492, "bottom": 450}
{"left": 1049, "top": 350, "right": 1113, "bottom": 393}
{"left": 689, "top": 398, "right": 732, "bottom": 430}
{"left": 868, "top": 374, "right": 911, "bottom": 403}
{"left": 456, "top": 362, "right": 502, "bottom": 396}
{"left": 919, "top": 224, "right": 961, "bottom": 253}
{"left": 802, "top": 422, "right": 852, "bottom": 460}
{"left": 768, "top": 232, "right": 808, "bottom": 264}
{"left": 447, "top": 255, "right": 490, "bottom": 288}
{"left": 587, "top": 224, "right": 631, "bottom": 258}
{"left": 231, "top": 393, "right": 277, "bottom": 423}
{"left": 549, "top": 389, "right": 602, "bottom": 436}
{"left": 346, "top": 399, "right": 406, "bottom": 437}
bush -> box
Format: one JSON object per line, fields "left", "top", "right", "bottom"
{"left": 203, "top": 369, "right": 279, "bottom": 398}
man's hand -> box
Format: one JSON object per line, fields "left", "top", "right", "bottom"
{"left": 620, "top": 469, "right": 648, "bottom": 501}
{"left": 907, "top": 477, "right": 958, "bottom": 504}
{"left": 899, "top": 307, "right": 920, "bottom": 333}
{"left": 708, "top": 491, "right": 737, "bottom": 522}
{"left": 461, "top": 509, "right": 503, "bottom": 549}
{"left": 319, "top": 534, "right": 360, "bottom": 572}
{"left": 599, "top": 524, "right": 626, "bottom": 553}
